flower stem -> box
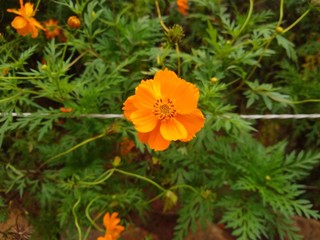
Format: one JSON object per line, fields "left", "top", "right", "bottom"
{"left": 282, "top": 8, "right": 311, "bottom": 33}
{"left": 35, "top": 0, "right": 41, "bottom": 11}
{"left": 85, "top": 197, "right": 104, "bottom": 232}
{"left": 155, "top": 0, "right": 169, "bottom": 32}
{"left": 79, "top": 169, "right": 114, "bottom": 186}
{"left": 72, "top": 196, "right": 82, "bottom": 240}
{"left": 277, "top": 0, "right": 284, "bottom": 27}
{"left": 114, "top": 168, "right": 167, "bottom": 192}
{"left": 232, "top": 0, "right": 254, "bottom": 44}
{"left": 169, "top": 184, "right": 199, "bottom": 194}
{"left": 175, "top": 43, "right": 181, "bottom": 76}
{"left": 38, "top": 132, "right": 106, "bottom": 169}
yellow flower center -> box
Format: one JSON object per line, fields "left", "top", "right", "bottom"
{"left": 153, "top": 98, "right": 176, "bottom": 120}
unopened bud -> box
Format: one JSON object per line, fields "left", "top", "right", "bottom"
{"left": 67, "top": 16, "right": 81, "bottom": 29}
{"left": 210, "top": 77, "right": 218, "bottom": 83}
{"left": 112, "top": 156, "right": 121, "bottom": 167}
{"left": 167, "top": 24, "right": 184, "bottom": 44}
{"left": 276, "top": 26, "right": 284, "bottom": 34}
{"left": 166, "top": 190, "right": 178, "bottom": 205}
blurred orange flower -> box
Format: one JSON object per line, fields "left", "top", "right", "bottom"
{"left": 7, "top": 0, "right": 45, "bottom": 38}
{"left": 67, "top": 16, "right": 81, "bottom": 29}
{"left": 97, "top": 212, "right": 125, "bottom": 240}
{"left": 59, "top": 107, "right": 73, "bottom": 113}
{"left": 120, "top": 138, "right": 135, "bottom": 156}
{"left": 177, "top": 0, "right": 188, "bottom": 16}
{"left": 123, "top": 69, "right": 205, "bottom": 151}
{"left": 44, "top": 19, "right": 60, "bottom": 39}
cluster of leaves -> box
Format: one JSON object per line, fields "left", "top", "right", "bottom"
{"left": 1, "top": 0, "right": 320, "bottom": 240}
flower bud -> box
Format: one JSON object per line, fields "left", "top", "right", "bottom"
{"left": 112, "top": 156, "right": 121, "bottom": 167}
{"left": 67, "top": 16, "right": 81, "bottom": 29}
{"left": 2, "top": 67, "right": 10, "bottom": 76}
{"left": 210, "top": 77, "right": 218, "bottom": 83}
{"left": 275, "top": 26, "right": 284, "bottom": 34}
{"left": 167, "top": 24, "right": 184, "bottom": 44}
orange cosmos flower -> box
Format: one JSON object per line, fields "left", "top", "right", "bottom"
{"left": 122, "top": 69, "right": 205, "bottom": 151}
{"left": 7, "top": 0, "right": 45, "bottom": 38}
{"left": 177, "top": 0, "right": 188, "bottom": 16}
{"left": 44, "top": 19, "right": 60, "bottom": 39}
{"left": 97, "top": 212, "right": 125, "bottom": 240}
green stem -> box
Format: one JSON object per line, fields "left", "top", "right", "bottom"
{"left": 35, "top": 0, "right": 41, "bottom": 11}
{"left": 282, "top": 8, "right": 311, "bottom": 34}
{"left": 114, "top": 168, "right": 166, "bottom": 192}
{"left": 79, "top": 169, "right": 114, "bottom": 186}
{"left": 85, "top": 197, "right": 104, "bottom": 232}
{"left": 0, "top": 76, "right": 43, "bottom": 80}
{"left": 0, "top": 93, "right": 21, "bottom": 104}
{"left": 290, "top": 99, "right": 320, "bottom": 104}
{"left": 155, "top": 0, "right": 169, "bottom": 32}
{"left": 169, "top": 184, "right": 199, "bottom": 194}
{"left": 277, "top": 0, "right": 284, "bottom": 27}
{"left": 175, "top": 43, "right": 181, "bottom": 76}
{"left": 232, "top": 0, "right": 254, "bottom": 43}
{"left": 38, "top": 132, "right": 106, "bottom": 169}
{"left": 159, "top": 44, "right": 171, "bottom": 68}
{"left": 72, "top": 196, "right": 82, "bottom": 240}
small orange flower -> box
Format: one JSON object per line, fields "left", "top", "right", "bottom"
{"left": 44, "top": 19, "right": 60, "bottom": 39}
{"left": 123, "top": 69, "right": 205, "bottom": 151}
{"left": 67, "top": 16, "right": 81, "bottom": 29}
{"left": 97, "top": 212, "right": 125, "bottom": 240}
{"left": 59, "top": 107, "right": 73, "bottom": 113}
{"left": 120, "top": 138, "right": 135, "bottom": 156}
{"left": 7, "top": 0, "right": 45, "bottom": 38}
{"left": 177, "top": 0, "right": 188, "bottom": 16}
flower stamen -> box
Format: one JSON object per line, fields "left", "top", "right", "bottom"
{"left": 153, "top": 98, "right": 176, "bottom": 121}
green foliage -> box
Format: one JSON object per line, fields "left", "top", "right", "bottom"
{"left": 1, "top": 0, "right": 320, "bottom": 239}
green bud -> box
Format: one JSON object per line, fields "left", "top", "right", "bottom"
{"left": 276, "top": 26, "right": 284, "bottom": 34}
{"left": 166, "top": 24, "right": 184, "bottom": 44}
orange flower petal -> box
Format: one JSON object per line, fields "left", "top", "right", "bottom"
{"left": 16, "top": 25, "right": 34, "bottom": 37}
{"left": 138, "top": 132, "right": 149, "bottom": 144}
{"left": 122, "top": 96, "right": 137, "bottom": 120}
{"left": 172, "top": 82, "right": 199, "bottom": 114}
{"left": 154, "top": 68, "right": 180, "bottom": 97}
{"left": 29, "top": 24, "right": 39, "bottom": 38}
{"left": 155, "top": 69, "right": 198, "bottom": 114}
{"left": 130, "top": 109, "right": 158, "bottom": 132}
{"left": 24, "top": 2, "right": 35, "bottom": 17}
{"left": 103, "top": 212, "right": 111, "bottom": 228}
{"left": 11, "top": 16, "right": 27, "bottom": 29}
{"left": 7, "top": 8, "right": 23, "bottom": 16}
{"left": 134, "top": 80, "right": 158, "bottom": 109}
{"left": 175, "top": 109, "right": 205, "bottom": 142}
{"left": 160, "top": 118, "right": 187, "bottom": 141}
{"left": 139, "top": 124, "right": 171, "bottom": 151}
{"left": 29, "top": 18, "right": 46, "bottom": 31}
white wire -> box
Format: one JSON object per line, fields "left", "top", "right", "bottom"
{"left": 1, "top": 113, "right": 320, "bottom": 119}
{"left": 239, "top": 114, "right": 320, "bottom": 119}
